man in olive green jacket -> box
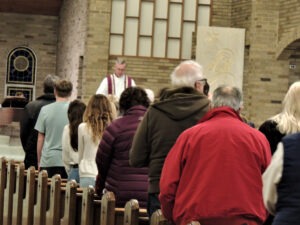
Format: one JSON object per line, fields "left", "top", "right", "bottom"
{"left": 129, "top": 60, "right": 210, "bottom": 217}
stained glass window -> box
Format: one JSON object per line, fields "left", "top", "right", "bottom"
{"left": 7, "top": 47, "right": 36, "bottom": 84}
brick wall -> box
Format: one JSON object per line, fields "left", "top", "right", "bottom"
{"left": 211, "top": 0, "right": 292, "bottom": 127}
{"left": 246, "top": 1, "right": 289, "bottom": 126}
{"left": 278, "top": 0, "right": 300, "bottom": 42}
{"left": 2, "top": 0, "right": 299, "bottom": 129}
{"left": 0, "top": 13, "right": 58, "bottom": 101}
{"left": 107, "top": 57, "right": 181, "bottom": 98}
{"left": 81, "top": 0, "right": 112, "bottom": 102}
{"left": 57, "top": 0, "right": 87, "bottom": 99}
{"left": 211, "top": 0, "right": 232, "bottom": 27}
{"left": 278, "top": 0, "right": 300, "bottom": 88}
{"left": 231, "top": 0, "right": 252, "bottom": 45}
{"left": 83, "top": 0, "right": 200, "bottom": 102}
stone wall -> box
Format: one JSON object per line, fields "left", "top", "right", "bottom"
{"left": 0, "top": 13, "right": 58, "bottom": 101}
{"left": 57, "top": 0, "right": 88, "bottom": 99}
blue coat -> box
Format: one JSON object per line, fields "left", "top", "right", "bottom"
{"left": 274, "top": 133, "right": 300, "bottom": 225}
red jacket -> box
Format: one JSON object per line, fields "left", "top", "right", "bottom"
{"left": 159, "top": 107, "right": 271, "bottom": 225}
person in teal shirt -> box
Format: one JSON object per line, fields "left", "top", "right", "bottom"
{"left": 35, "top": 79, "right": 73, "bottom": 178}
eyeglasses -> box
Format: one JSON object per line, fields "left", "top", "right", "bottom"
{"left": 196, "top": 79, "right": 207, "bottom": 85}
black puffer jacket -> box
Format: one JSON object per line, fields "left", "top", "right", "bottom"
{"left": 259, "top": 120, "right": 285, "bottom": 155}
{"left": 129, "top": 87, "right": 210, "bottom": 193}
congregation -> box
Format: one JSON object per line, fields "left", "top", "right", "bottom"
{"left": 18, "top": 58, "right": 300, "bottom": 225}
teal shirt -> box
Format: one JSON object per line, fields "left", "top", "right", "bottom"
{"left": 35, "top": 101, "right": 70, "bottom": 167}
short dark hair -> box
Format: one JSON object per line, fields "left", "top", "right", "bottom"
{"left": 119, "top": 87, "right": 150, "bottom": 114}
{"left": 43, "top": 74, "right": 59, "bottom": 94}
{"left": 54, "top": 79, "right": 73, "bottom": 98}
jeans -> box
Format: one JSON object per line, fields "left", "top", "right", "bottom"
{"left": 147, "top": 193, "right": 161, "bottom": 218}
{"left": 68, "top": 167, "right": 80, "bottom": 183}
{"left": 80, "top": 177, "right": 96, "bottom": 188}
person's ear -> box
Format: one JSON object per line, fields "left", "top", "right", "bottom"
{"left": 194, "top": 81, "right": 203, "bottom": 93}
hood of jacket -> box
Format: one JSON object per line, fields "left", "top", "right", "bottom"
{"left": 152, "top": 86, "right": 210, "bottom": 121}
{"left": 123, "top": 105, "right": 148, "bottom": 116}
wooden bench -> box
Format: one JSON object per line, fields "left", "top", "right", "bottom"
{"left": 150, "top": 209, "right": 168, "bottom": 225}
{"left": 187, "top": 222, "right": 201, "bottom": 225}
{"left": 0, "top": 157, "right": 7, "bottom": 224}
{"left": 61, "top": 186, "right": 148, "bottom": 225}
{"left": 150, "top": 210, "right": 202, "bottom": 225}
{"left": 12, "top": 161, "right": 25, "bottom": 225}
{"left": 22, "top": 166, "right": 37, "bottom": 225}
{"left": 0, "top": 158, "right": 149, "bottom": 225}
{"left": 3, "top": 160, "right": 18, "bottom": 225}
{"left": 101, "top": 192, "right": 148, "bottom": 225}
{"left": 60, "top": 179, "right": 79, "bottom": 225}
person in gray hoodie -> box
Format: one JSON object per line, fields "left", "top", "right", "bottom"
{"left": 129, "top": 60, "right": 210, "bottom": 217}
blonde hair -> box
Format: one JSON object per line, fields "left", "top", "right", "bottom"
{"left": 83, "top": 94, "right": 114, "bottom": 143}
{"left": 272, "top": 81, "right": 300, "bottom": 134}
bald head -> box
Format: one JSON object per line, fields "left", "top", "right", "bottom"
{"left": 170, "top": 60, "right": 204, "bottom": 88}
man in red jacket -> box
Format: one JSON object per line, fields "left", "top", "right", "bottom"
{"left": 159, "top": 85, "right": 271, "bottom": 225}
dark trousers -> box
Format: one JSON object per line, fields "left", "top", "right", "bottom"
{"left": 200, "top": 217, "right": 261, "bottom": 225}
{"left": 263, "top": 215, "right": 273, "bottom": 225}
{"left": 24, "top": 152, "right": 38, "bottom": 170}
{"left": 147, "top": 193, "right": 161, "bottom": 218}
{"left": 40, "top": 166, "right": 68, "bottom": 179}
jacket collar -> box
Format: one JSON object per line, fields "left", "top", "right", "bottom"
{"left": 199, "top": 106, "right": 243, "bottom": 123}
{"left": 36, "top": 93, "right": 55, "bottom": 100}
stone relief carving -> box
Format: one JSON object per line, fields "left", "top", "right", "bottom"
{"left": 196, "top": 26, "right": 245, "bottom": 93}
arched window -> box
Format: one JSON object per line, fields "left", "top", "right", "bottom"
{"left": 6, "top": 47, "right": 36, "bottom": 101}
